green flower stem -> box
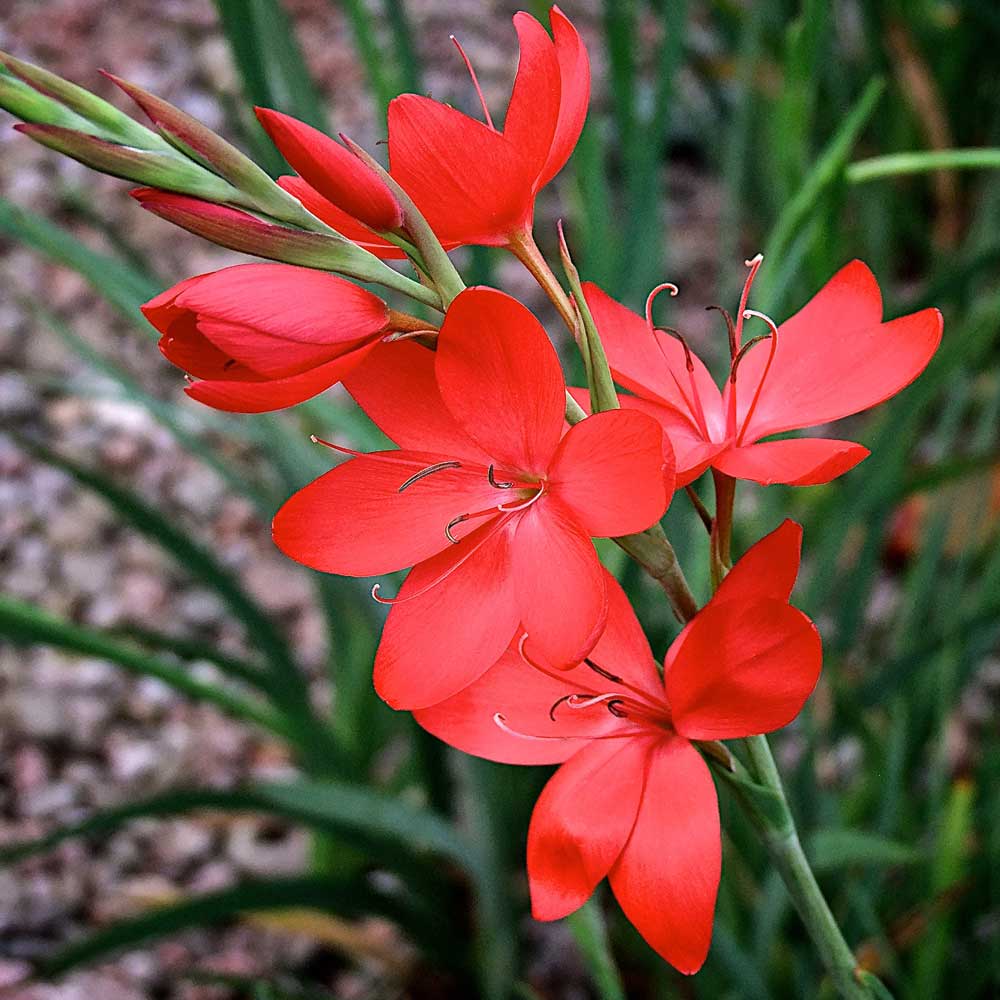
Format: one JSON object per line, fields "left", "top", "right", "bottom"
{"left": 614, "top": 524, "right": 699, "bottom": 624}
{"left": 508, "top": 227, "right": 579, "bottom": 332}
{"left": 736, "top": 734, "right": 887, "bottom": 1000}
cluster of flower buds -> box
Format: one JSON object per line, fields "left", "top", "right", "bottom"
{"left": 0, "top": 6, "right": 942, "bottom": 976}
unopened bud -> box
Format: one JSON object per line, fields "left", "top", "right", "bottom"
{"left": 103, "top": 74, "right": 316, "bottom": 229}
{"left": 0, "top": 50, "right": 165, "bottom": 149}
{"left": 16, "top": 124, "right": 239, "bottom": 201}
{"left": 130, "top": 189, "right": 441, "bottom": 309}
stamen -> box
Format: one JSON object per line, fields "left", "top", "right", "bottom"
{"left": 549, "top": 693, "right": 584, "bottom": 722}
{"left": 493, "top": 713, "right": 564, "bottom": 742}
{"left": 583, "top": 657, "right": 669, "bottom": 713}
{"left": 488, "top": 465, "right": 514, "bottom": 489}
{"left": 222, "top": 358, "right": 238, "bottom": 371}
{"left": 726, "top": 254, "right": 765, "bottom": 437}
{"left": 732, "top": 253, "right": 764, "bottom": 350}
{"left": 444, "top": 504, "right": 503, "bottom": 544}
{"left": 565, "top": 692, "right": 630, "bottom": 715}
{"left": 583, "top": 658, "right": 623, "bottom": 684}
{"left": 450, "top": 35, "right": 495, "bottom": 130}
{"left": 372, "top": 510, "right": 515, "bottom": 604}
{"left": 736, "top": 308, "right": 780, "bottom": 445}
{"left": 729, "top": 334, "right": 771, "bottom": 383}
{"left": 492, "top": 712, "right": 640, "bottom": 743}
{"left": 497, "top": 486, "right": 546, "bottom": 514}
{"left": 398, "top": 460, "right": 462, "bottom": 493}
{"left": 660, "top": 327, "right": 696, "bottom": 373}
{"left": 518, "top": 633, "right": 586, "bottom": 685}
{"left": 706, "top": 305, "right": 738, "bottom": 359}
{"left": 644, "top": 282, "right": 711, "bottom": 438}
{"left": 382, "top": 329, "right": 438, "bottom": 343}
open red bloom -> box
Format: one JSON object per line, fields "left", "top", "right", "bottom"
{"left": 579, "top": 259, "right": 943, "bottom": 486}
{"left": 416, "top": 520, "right": 821, "bottom": 973}
{"left": 272, "top": 287, "right": 673, "bottom": 709}
{"left": 143, "top": 263, "right": 393, "bottom": 412}
{"left": 266, "top": 6, "right": 589, "bottom": 254}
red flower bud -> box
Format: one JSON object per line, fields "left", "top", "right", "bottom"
{"left": 255, "top": 107, "right": 403, "bottom": 233}
{"left": 143, "top": 263, "right": 391, "bottom": 412}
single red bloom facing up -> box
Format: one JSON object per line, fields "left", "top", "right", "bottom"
{"left": 272, "top": 287, "right": 673, "bottom": 709}
{"left": 577, "top": 259, "right": 943, "bottom": 487}
{"left": 143, "top": 263, "right": 395, "bottom": 413}
{"left": 415, "top": 520, "right": 821, "bottom": 974}
{"left": 265, "top": 5, "right": 589, "bottom": 255}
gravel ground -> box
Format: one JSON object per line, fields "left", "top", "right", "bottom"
{"left": 0, "top": 1, "right": 730, "bottom": 996}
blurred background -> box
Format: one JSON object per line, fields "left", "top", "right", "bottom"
{"left": 1, "top": 1, "right": 999, "bottom": 998}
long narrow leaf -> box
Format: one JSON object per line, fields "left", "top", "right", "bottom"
{"left": 0, "top": 198, "right": 159, "bottom": 320}
{"left": 757, "top": 77, "right": 885, "bottom": 305}
{"left": 37, "top": 874, "right": 453, "bottom": 980}
{"left": 0, "top": 597, "right": 290, "bottom": 738}
{"left": 566, "top": 896, "right": 627, "bottom": 1000}
{"left": 0, "top": 780, "right": 475, "bottom": 872}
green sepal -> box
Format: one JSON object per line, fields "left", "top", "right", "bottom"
{"left": 0, "top": 50, "right": 169, "bottom": 150}
{"left": 558, "top": 223, "right": 620, "bottom": 413}
{"left": 133, "top": 189, "right": 442, "bottom": 308}
{"left": 341, "top": 134, "right": 464, "bottom": 305}
{"left": 0, "top": 73, "right": 96, "bottom": 133}
{"left": 18, "top": 124, "right": 241, "bottom": 202}
{"left": 103, "top": 73, "right": 324, "bottom": 230}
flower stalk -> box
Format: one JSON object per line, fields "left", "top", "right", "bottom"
{"left": 720, "top": 735, "right": 890, "bottom": 1000}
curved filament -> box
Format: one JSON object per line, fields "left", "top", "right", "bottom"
{"left": 736, "top": 308, "right": 780, "bottom": 444}
{"left": 492, "top": 712, "right": 641, "bottom": 743}
{"left": 398, "top": 460, "right": 462, "bottom": 492}
{"left": 371, "top": 510, "right": 514, "bottom": 605}
{"left": 450, "top": 35, "right": 495, "bottom": 130}
{"left": 644, "top": 282, "right": 711, "bottom": 437}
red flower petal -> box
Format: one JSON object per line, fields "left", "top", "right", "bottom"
{"left": 192, "top": 320, "right": 350, "bottom": 378}
{"left": 414, "top": 648, "right": 599, "bottom": 766}
{"left": 185, "top": 339, "right": 378, "bottom": 413}
{"left": 256, "top": 108, "right": 402, "bottom": 231}
{"left": 343, "top": 340, "right": 491, "bottom": 462}
{"left": 714, "top": 437, "right": 870, "bottom": 486}
{"left": 588, "top": 571, "right": 664, "bottom": 702}
{"left": 528, "top": 737, "right": 652, "bottom": 920}
{"left": 157, "top": 313, "right": 258, "bottom": 381}
{"left": 271, "top": 450, "right": 503, "bottom": 576}
{"left": 664, "top": 598, "right": 821, "bottom": 741}
{"left": 374, "top": 519, "right": 521, "bottom": 709}
{"left": 277, "top": 176, "right": 405, "bottom": 258}
{"left": 514, "top": 498, "right": 607, "bottom": 669}
{"left": 537, "top": 6, "right": 590, "bottom": 187}
{"left": 549, "top": 409, "right": 673, "bottom": 537}
{"left": 436, "top": 288, "right": 565, "bottom": 475}
{"left": 712, "top": 519, "right": 803, "bottom": 606}
{"left": 583, "top": 282, "right": 725, "bottom": 440}
{"left": 503, "top": 12, "right": 561, "bottom": 184}
{"left": 569, "top": 389, "right": 725, "bottom": 487}
{"left": 732, "top": 261, "right": 943, "bottom": 439}
{"left": 609, "top": 736, "right": 720, "bottom": 975}
{"left": 416, "top": 569, "right": 663, "bottom": 761}
{"left": 164, "top": 263, "right": 388, "bottom": 344}
{"left": 387, "top": 94, "right": 538, "bottom": 245}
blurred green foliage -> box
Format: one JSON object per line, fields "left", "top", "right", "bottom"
{"left": 1, "top": 0, "right": 999, "bottom": 997}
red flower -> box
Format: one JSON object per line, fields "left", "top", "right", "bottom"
{"left": 263, "top": 6, "right": 589, "bottom": 254}
{"left": 143, "top": 263, "right": 394, "bottom": 412}
{"left": 579, "top": 259, "right": 943, "bottom": 486}
{"left": 416, "top": 520, "right": 821, "bottom": 973}
{"left": 272, "top": 287, "right": 673, "bottom": 709}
